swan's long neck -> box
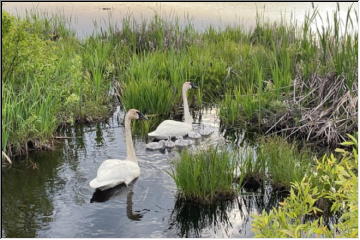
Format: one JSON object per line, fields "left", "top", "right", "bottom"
{"left": 182, "top": 86, "right": 192, "bottom": 124}
{"left": 124, "top": 114, "right": 137, "bottom": 162}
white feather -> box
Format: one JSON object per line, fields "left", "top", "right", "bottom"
{"left": 148, "top": 120, "right": 192, "bottom": 139}
{"left": 89, "top": 109, "right": 143, "bottom": 191}
{"left": 90, "top": 159, "right": 140, "bottom": 190}
{"left": 148, "top": 82, "right": 195, "bottom": 139}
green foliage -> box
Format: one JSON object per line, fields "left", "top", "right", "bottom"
{"left": 170, "top": 146, "right": 238, "bottom": 203}
{"left": 2, "top": 11, "right": 15, "bottom": 37}
{"left": 217, "top": 5, "right": 357, "bottom": 137}
{"left": 2, "top": 11, "right": 113, "bottom": 155}
{"left": 2, "top": 4, "right": 358, "bottom": 156}
{"left": 237, "top": 145, "right": 266, "bottom": 186}
{"left": 122, "top": 79, "right": 174, "bottom": 115}
{"left": 102, "top": 14, "right": 196, "bottom": 52}
{"left": 252, "top": 135, "right": 358, "bottom": 238}
{"left": 257, "top": 136, "right": 313, "bottom": 189}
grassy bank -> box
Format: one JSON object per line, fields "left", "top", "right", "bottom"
{"left": 2, "top": 4, "right": 358, "bottom": 158}
{"left": 2, "top": 11, "right": 115, "bottom": 157}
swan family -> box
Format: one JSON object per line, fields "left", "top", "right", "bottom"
{"left": 90, "top": 82, "right": 214, "bottom": 190}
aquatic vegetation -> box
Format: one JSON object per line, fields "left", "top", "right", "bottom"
{"left": 218, "top": 5, "right": 357, "bottom": 147}
{"left": 102, "top": 14, "right": 197, "bottom": 53}
{"left": 252, "top": 134, "right": 358, "bottom": 238}
{"left": 2, "top": 11, "right": 114, "bottom": 157}
{"left": 237, "top": 146, "right": 265, "bottom": 191}
{"left": 257, "top": 136, "right": 313, "bottom": 190}
{"left": 2, "top": 3, "right": 358, "bottom": 238}
{"left": 121, "top": 79, "right": 174, "bottom": 118}
{"left": 170, "top": 146, "right": 238, "bottom": 203}
{"left": 2, "top": 3, "right": 358, "bottom": 157}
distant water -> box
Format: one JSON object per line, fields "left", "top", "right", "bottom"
{"left": 3, "top": 2, "right": 357, "bottom": 38}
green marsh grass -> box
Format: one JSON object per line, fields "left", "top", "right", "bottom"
{"left": 2, "top": 11, "right": 114, "bottom": 156}
{"left": 2, "top": 4, "right": 358, "bottom": 157}
{"left": 170, "top": 146, "right": 239, "bottom": 203}
{"left": 257, "top": 136, "right": 313, "bottom": 190}
{"left": 218, "top": 5, "right": 357, "bottom": 138}
{"left": 237, "top": 146, "right": 266, "bottom": 190}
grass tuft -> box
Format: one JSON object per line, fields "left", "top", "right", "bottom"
{"left": 170, "top": 146, "right": 238, "bottom": 204}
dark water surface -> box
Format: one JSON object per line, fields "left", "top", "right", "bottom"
{"left": 2, "top": 107, "right": 286, "bottom": 237}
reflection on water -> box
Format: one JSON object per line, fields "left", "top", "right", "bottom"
{"left": 90, "top": 182, "right": 145, "bottom": 221}
{"left": 170, "top": 198, "right": 235, "bottom": 237}
{"left": 1, "top": 106, "right": 288, "bottom": 237}
{"left": 169, "top": 184, "right": 289, "bottom": 238}
{"left": 2, "top": 149, "right": 65, "bottom": 237}
{"left": 90, "top": 183, "right": 128, "bottom": 203}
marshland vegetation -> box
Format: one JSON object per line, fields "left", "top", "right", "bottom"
{"left": 2, "top": 4, "right": 357, "bottom": 157}
{"left": 1, "top": 3, "right": 358, "bottom": 238}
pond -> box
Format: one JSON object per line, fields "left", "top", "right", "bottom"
{"left": 3, "top": 2, "right": 355, "bottom": 38}
{"left": 2, "top": 106, "right": 287, "bottom": 237}
{"left": 2, "top": 2, "right": 355, "bottom": 237}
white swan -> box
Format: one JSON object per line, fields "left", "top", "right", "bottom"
{"left": 148, "top": 82, "right": 197, "bottom": 139}
{"left": 90, "top": 109, "right": 147, "bottom": 190}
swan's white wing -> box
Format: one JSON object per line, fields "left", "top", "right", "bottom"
{"left": 90, "top": 159, "right": 140, "bottom": 189}
{"left": 148, "top": 120, "right": 192, "bottom": 138}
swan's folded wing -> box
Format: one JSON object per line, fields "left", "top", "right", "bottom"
{"left": 91, "top": 160, "right": 140, "bottom": 188}
{"left": 149, "top": 120, "right": 192, "bottom": 137}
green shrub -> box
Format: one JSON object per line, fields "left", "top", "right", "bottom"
{"left": 252, "top": 134, "right": 358, "bottom": 238}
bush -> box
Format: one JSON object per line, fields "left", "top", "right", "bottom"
{"left": 252, "top": 134, "right": 358, "bottom": 238}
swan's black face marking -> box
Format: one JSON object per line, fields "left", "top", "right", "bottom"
{"left": 136, "top": 111, "right": 148, "bottom": 120}
{"left": 190, "top": 82, "right": 198, "bottom": 89}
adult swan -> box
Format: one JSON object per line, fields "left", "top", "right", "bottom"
{"left": 148, "top": 82, "right": 197, "bottom": 139}
{"left": 90, "top": 109, "right": 147, "bottom": 190}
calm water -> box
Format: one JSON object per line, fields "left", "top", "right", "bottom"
{"left": 2, "top": 2, "right": 354, "bottom": 237}
{"left": 2, "top": 107, "right": 285, "bottom": 237}
{"left": 2, "top": 2, "right": 356, "bottom": 38}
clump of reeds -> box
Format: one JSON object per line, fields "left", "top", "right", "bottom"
{"left": 170, "top": 146, "right": 238, "bottom": 204}
{"left": 257, "top": 136, "right": 313, "bottom": 190}
{"left": 102, "top": 14, "right": 197, "bottom": 52}
{"left": 218, "top": 4, "right": 357, "bottom": 148}
{"left": 237, "top": 146, "right": 265, "bottom": 192}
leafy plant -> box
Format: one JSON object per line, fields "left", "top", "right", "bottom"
{"left": 252, "top": 134, "right": 358, "bottom": 238}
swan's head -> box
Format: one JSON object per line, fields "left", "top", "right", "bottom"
{"left": 127, "top": 109, "right": 148, "bottom": 120}
{"left": 183, "top": 82, "right": 198, "bottom": 91}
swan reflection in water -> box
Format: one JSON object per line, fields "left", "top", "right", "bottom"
{"left": 90, "top": 180, "right": 146, "bottom": 221}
